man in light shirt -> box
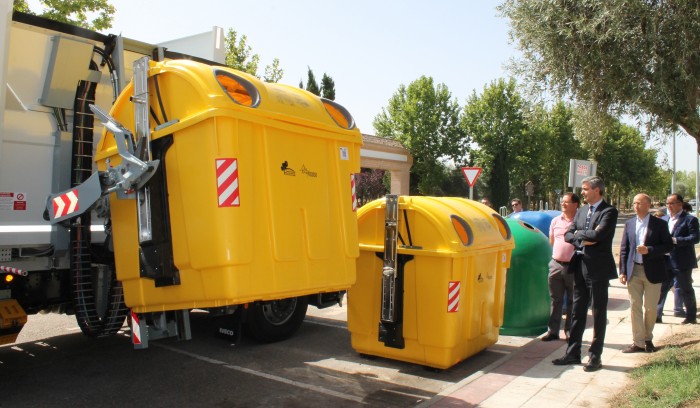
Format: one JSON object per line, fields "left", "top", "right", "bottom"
{"left": 542, "top": 193, "right": 580, "bottom": 342}
{"left": 619, "top": 193, "right": 672, "bottom": 353}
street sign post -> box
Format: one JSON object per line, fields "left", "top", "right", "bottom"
{"left": 461, "top": 167, "right": 482, "bottom": 200}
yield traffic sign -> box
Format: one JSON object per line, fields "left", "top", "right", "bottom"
{"left": 461, "top": 167, "right": 482, "bottom": 187}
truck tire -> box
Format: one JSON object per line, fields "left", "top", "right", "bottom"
{"left": 244, "top": 296, "right": 308, "bottom": 343}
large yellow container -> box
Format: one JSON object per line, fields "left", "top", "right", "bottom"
{"left": 348, "top": 196, "right": 514, "bottom": 369}
{"left": 94, "top": 60, "right": 362, "bottom": 313}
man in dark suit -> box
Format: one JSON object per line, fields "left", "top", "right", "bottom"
{"left": 665, "top": 193, "right": 699, "bottom": 324}
{"left": 552, "top": 176, "right": 618, "bottom": 372}
{"left": 619, "top": 193, "right": 673, "bottom": 353}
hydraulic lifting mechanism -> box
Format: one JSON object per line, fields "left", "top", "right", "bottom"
{"left": 378, "top": 195, "right": 416, "bottom": 349}
{"left": 46, "top": 57, "right": 191, "bottom": 348}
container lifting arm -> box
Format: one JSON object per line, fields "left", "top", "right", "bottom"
{"left": 378, "top": 195, "right": 412, "bottom": 349}
{"left": 45, "top": 60, "right": 160, "bottom": 225}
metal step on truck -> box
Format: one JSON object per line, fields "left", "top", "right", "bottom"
{"left": 0, "top": 4, "right": 362, "bottom": 348}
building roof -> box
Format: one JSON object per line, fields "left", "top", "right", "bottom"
{"left": 361, "top": 134, "right": 406, "bottom": 149}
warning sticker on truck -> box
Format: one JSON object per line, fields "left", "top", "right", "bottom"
{"left": 0, "top": 192, "right": 27, "bottom": 211}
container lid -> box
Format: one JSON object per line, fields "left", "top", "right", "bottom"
{"left": 357, "top": 196, "right": 514, "bottom": 256}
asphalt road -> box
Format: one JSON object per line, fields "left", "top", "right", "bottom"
{"left": 0, "top": 213, "right": 632, "bottom": 407}
{"left": 0, "top": 305, "right": 527, "bottom": 407}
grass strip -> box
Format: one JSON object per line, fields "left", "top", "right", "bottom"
{"left": 621, "top": 346, "right": 700, "bottom": 408}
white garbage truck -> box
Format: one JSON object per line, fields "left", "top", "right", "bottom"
{"left": 0, "top": 4, "right": 362, "bottom": 348}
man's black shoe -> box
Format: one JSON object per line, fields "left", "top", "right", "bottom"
{"left": 552, "top": 354, "right": 581, "bottom": 365}
{"left": 674, "top": 311, "right": 687, "bottom": 318}
{"left": 681, "top": 319, "right": 697, "bottom": 325}
{"left": 583, "top": 356, "right": 602, "bottom": 372}
{"left": 622, "top": 345, "right": 646, "bottom": 353}
{"left": 656, "top": 316, "right": 662, "bottom": 323}
{"left": 541, "top": 333, "right": 560, "bottom": 342}
{"left": 645, "top": 341, "right": 656, "bottom": 353}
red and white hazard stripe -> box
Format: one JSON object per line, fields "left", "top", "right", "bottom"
{"left": 0, "top": 265, "right": 27, "bottom": 276}
{"left": 52, "top": 189, "right": 79, "bottom": 219}
{"left": 131, "top": 310, "right": 142, "bottom": 345}
{"left": 351, "top": 174, "right": 357, "bottom": 212}
{"left": 216, "top": 158, "right": 240, "bottom": 207}
{"left": 447, "top": 281, "right": 460, "bottom": 313}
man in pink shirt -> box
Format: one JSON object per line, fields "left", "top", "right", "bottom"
{"left": 542, "top": 193, "right": 580, "bottom": 341}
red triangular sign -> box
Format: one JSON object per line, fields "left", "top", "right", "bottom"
{"left": 461, "top": 167, "right": 482, "bottom": 187}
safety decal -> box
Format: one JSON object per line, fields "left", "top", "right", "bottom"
{"left": 131, "top": 310, "right": 141, "bottom": 345}
{"left": 52, "top": 189, "right": 79, "bottom": 219}
{"left": 0, "top": 191, "right": 27, "bottom": 211}
{"left": 448, "top": 281, "right": 460, "bottom": 313}
{"left": 216, "top": 158, "right": 240, "bottom": 207}
{"left": 351, "top": 174, "right": 357, "bottom": 212}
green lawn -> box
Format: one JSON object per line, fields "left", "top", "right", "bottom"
{"left": 618, "top": 345, "right": 700, "bottom": 408}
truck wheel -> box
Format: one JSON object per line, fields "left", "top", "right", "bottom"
{"left": 244, "top": 296, "right": 308, "bottom": 343}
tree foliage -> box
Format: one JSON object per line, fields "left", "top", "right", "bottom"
{"left": 462, "top": 78, "right": 525, "bottom": 209}
{"left": 225, "top": 30, "right": 260, "bottom": 77}
{"left": 499, "top": 0, "right": 700, "bottom": 153}
{"left": 225, "top": 29, "right": 283, "bottom": 83}
{"left": 355, "top": 168, "right": 387, "bottom": 207}
{"left": 14, "top": 0, "right": 115, "bottom": 30}
{"left": 672, "top": 170, "right": 697, "bottom": 200}
{"left": 299, "top": 68, "right": 336, "bottom": 100}
{"left": 320, "top": 73, "right": 335, "bottom": 100}
{"left": 373, "top": 76, "right": 465, "bottom": 195}
{"left": 302, "top": 67, "right": 321, "bottom": 96}
{"left": 263, "top": 58, "right": 284, "bottom": 83}
{"left": 593, "top": 120, "right": 663, "bottom": 200}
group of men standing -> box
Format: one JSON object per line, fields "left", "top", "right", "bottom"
{"left": 544, "top": 176, "right": 698, "bottom": 372}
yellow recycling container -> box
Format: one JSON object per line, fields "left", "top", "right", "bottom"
{"left": 348, "top": 196, "right": 514, "bottom": 369}
{"left": 94, "top": 60, "right": 362, "bottom": 313}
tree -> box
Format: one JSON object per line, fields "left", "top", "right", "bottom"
{"left": 225, "top": 29, "right": 283, "bottom": 83}
{"left": 263, "top": 58, "right": 284, "bottom": 83}
{"left": 374, "top": 76, "right": 466, "bottom": 195}
{"left": 499, "top": 0, "right": 700, "bottom": 153}
{"left": 510, "top": 102, "right": 584, "bottom": 209}
{"left": 320, "top": 73, "right": 335, "bottom": 100}
{"left": 300, "top": 69, "right": 336, "bottom": 99}
{"left": 225, "top": 29, "right": 260, "bottom": 77}
{"left": 589, "top": 118, "right": 665, "bottom": 207}
{"left": 461, "top": 78, "right": 525, "bottom": 209}
{"left": 670, "top": 170, "right": 696, "bottom": 200}
{"left": 14, "top": 0, "right": 115, "bottom": 30}
{"left": 302, "top": 67, "right": 321, "bottom": 96}
{"left": 355, "top": 168, "right": 387, "bottom": 207}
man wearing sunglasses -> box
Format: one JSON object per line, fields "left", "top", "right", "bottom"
{"left": 511, "top": 198, "right": 523, "bottom": 213}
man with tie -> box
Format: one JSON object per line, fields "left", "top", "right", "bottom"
{"left": 664, "top": 193, "right": 699, "bottom": 324}
{"left": 619, "top": 193, "right": 673, "bottom": 353}
{"left": 552, "top": 176, "right": 618, "bottom": 372}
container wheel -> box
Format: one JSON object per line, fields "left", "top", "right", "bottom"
{"left": 244, "top": 296, "right": 308, "bottom": 342}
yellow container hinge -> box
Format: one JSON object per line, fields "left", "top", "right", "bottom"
{"left": 0, "top": 299, "right": 28, "bottom": 345}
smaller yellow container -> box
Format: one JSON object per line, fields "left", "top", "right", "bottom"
{"left": 348, "top": 196, "right": 513, "bottom": 369}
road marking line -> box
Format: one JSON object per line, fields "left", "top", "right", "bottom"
{"left": 155, "top": 343, "right": 366, "bottom": 404}
{"left": 305, "top": 318, "right": 347, "bottom": 329}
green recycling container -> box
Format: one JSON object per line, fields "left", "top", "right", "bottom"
{"left": 500, "top": 219, "right": 552, "bottom": 336}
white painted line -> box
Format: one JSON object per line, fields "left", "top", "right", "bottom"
{"left": 155, "top": 343, "right": 366, "bottom": 404}
{"left": 304, "top": 318, "right": 347, "bottom": 329}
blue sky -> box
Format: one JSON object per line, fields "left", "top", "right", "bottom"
{"left": 102, "top": 0, "right": 697, "bottom": 172}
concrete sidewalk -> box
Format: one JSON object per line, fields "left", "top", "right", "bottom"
{"left": 422, "top": 268, "right": 699, "bottom": 408}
